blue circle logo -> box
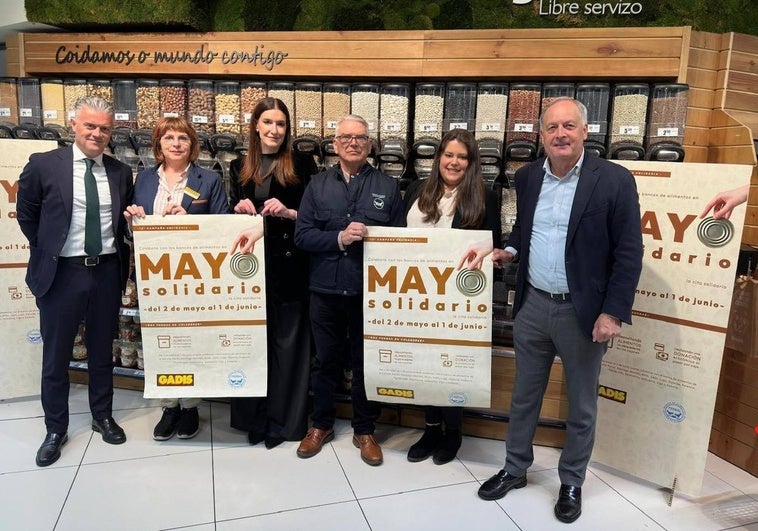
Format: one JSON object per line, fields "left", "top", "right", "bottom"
{"left": 228, "top": 370, "right": 246, "bottom": 388}
{"left": 27, "top": 329, "right": 42, "bottom": 344}
{"left": 448, "top": 391, "right": 468, "bottom": 406}
{"left": 663, "top": 402, "right": 685, "bottom": 422}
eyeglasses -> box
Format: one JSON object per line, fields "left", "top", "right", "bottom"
{"left": 335, "top": 135, "right": 370, "bottom": 146}
{"left": 161, "top": 134, "right": 192, "bottom": 144}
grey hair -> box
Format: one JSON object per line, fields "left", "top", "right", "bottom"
{"left": 336, "top": 114, "right": 369, "bottom": 135}
{"left": 74, "top": 96, "right": 114, "bottom": 117}
{"left": 539, "top": 97, "right": 588, "bottom": 128}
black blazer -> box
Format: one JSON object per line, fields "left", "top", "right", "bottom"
{"left": 507, "top": 154, "right": 643, "bottom": 337}
{"left": 403, "top": 178, "right": 502, "bottom": 249}
{"left": 229, "top": 151, "right": 317, "bottom": 302}
{"left": 132, "top": 163, "right": 229, "bottom": 216}
{"left": 17, "top": 146, "right": 134, "bottom": 297}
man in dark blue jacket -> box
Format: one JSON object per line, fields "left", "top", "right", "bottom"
{"left": 295, "top": 115, "right": 404, "bottom": 466}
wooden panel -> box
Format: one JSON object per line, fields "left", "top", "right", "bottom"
{"left": 743, "top": 226, "right": 758, "bottom": 245}
{"left": 726, "top": 72, "right": 758, "bottom": 95}
{"left": 724, "top": 90, "right": 758, "bottom": 115}
{"left": 689, "top": 30, "right": 722, "bottom": 51}
{"left": 685, "top": 67, "right": 719, "bottom": 90}
{"left": 727, "top": 51, "right": 758, "bottom": 76}
{"left": 683, "top": 127, "right": 709, "bottom": 147}
{"left": 712, "top": 412, "right": 756, "bottom": 447}
{"left": 731, "top": 33, "right": 758, "bottom": 56}
{"left": 708, "top": 145, "right": 757, "bottom": 165}
{"left": 710, "top": 109, "right": 747, "bottom": 128}
{"left": 683, "top": 146, "right": 709, "bottom": 163}
{"left": 727, "top": 111, "right": 758, "bottom": 137}
{"left": 708, "top": 429, "right": 757, "bottom": 476}
{"left": 708, "top": 126, "right": 755, "bottom": 147}
{"left": 683, "top": 108, "right": 711, "bottom": 128}
{"left": 687, "top": 47, "right": 720, "bottom": 71}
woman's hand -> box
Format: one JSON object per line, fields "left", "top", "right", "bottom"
{"left": 124, "top": 204, "right": 146, "bottom": 230}
{"left": 162, "top": 201, "right": 187, "bottom": 216}
{"left": 230, "top": 225, "right": 265, "bottom": 255}
{"left": 234, "top": 198, "right": 257, "bottom": 215}
{"left": 260, "top": 198, "right": 296, "bottom": 220}
{"left": 457, "top": 238, "right": 494, "bottom": 270}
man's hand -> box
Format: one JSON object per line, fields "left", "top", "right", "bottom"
{"left": 339, "top": 222, "right": 367, "bottom": 247}
{"left": 492, "top": 248, "right": 515, "bottom": 268}
{"left": 592, "top": 313, "right": 621, "bottom": 343}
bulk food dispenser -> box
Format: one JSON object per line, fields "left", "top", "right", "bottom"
{"left": 130, "top": 129, "right": 156, "bottom": 171}
{"left": 188, "top": 80, "right": 216, "bottom": 135}
{"left": 608, "top": 83, "right": 649, "bottom": 160}
{"left": 646, "top": 83, "right": 688, "bottom": 162}
{"left": 378, "top": 83, "right": 410, "bottom": 179}
{"left": 18, "top": 78, "right": 42, "bottom": 127}
{"left": 63, "top": 79, "right": 87, "bottom": 125}
{"left": 113, "top": 80, "right": 138, "bottom": 129}
{"left": 0, "top": 77, "right": 19, "bottom": 126}
{"left": 505, "top": 83, "right": 541, "bottom": 162}
{"left": 159, "top": 80, "right": 187, "bottom": 119}
{"left": 412, "top": 83, "right": 444, "bottom": 179}
{"left": 40, "top": 78, "right": 65, "bottom": 128}
{"left": 321, "top": 83, "right": 350, "bottom": 170}
{"left": 195, "top": 132, "right": 219, "bottom": 173}
{"left": 240, "top": 81, "right": 267, "bottom": 138}
{"left": 215, "top": 81, "right": 241, "bottom": 136}
{"left": 350, "top": 83, "right": 380, "bottom": 167}
{"left": 110, "top": 127, "right": 140, "bottom": 176}
{"left": 575, "top": 83, "right": 610, "bottom": 158}
{"left": 476, "top": 82, "right": 508, "bottom": 184}
{"left": 267, "top": 81, "right": 295, "bottom": 115}
{"left": 135, "top": 79, "right": 160, "bottom": 130}
{"left": 87, "top": 79, "right": 113, "bottom": 105}
{"left": 293, "top": 82, "right": 322, "bottom": 163}
{"left": 210, "top": 132, "right": 238, "bottom": 196}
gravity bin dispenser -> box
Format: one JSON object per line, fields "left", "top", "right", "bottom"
{"left": 130, "top": 129, "right": 156, "bottom": 172}
{"left": 293, "top": 82, "right": 323, "bottom": 168}
{"left": 505, "top": 83, "right": 541, "bottom": 162}
{"left": 412, "top": 83, "right": 444, "bottom": 180}
{"left": 576, "top": 83, "right": 610, "bottom": 158}
{"left": 646, "top": 83, "right": 689, "bottom": 162}
{"left": 378, "top": 83, "right": 410, "bottom": 180}
{"left": 608, "top": 83, "right": 649, "bottom": 160}
{"left": 210, "top": 133, "right": 238, "bottom": 198}
{"left": 110, "top": 127, "right": 140, "bottom": 176}
{"left": 351, "top": 83, "right": 380, "bottom": 168}
{"left": 321, "top": 83, "right": 351, "bottom": 170}
{"left": 475, "top": 82, "right": 508, "bottom": 184}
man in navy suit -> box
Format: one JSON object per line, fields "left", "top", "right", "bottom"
{"left": 477, "top": 98, "right": 643, "bottom": 523}
{"left": 17, "top": 97, "right": 134, "bottom": 466}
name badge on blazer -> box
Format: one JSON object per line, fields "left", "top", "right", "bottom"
{"left": 184, "top": 187, "right": 200, "bottom": 200}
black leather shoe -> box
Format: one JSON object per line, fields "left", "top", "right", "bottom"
{"left": 554, "top": 484, "right": 582, "bottom": 523}
{"left": 477, "top": 469, "right": 527, "bottom": 500}
{"left": 36, "top": 432, "right": 68, "bottom": 467}
{"left": 92, "top": 417, "right": 126, "bottom": 445}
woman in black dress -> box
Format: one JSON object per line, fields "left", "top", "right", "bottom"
{"left": 229, "top": 98, "right": 317, "bottom": 448}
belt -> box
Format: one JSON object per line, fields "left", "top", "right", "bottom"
{"left": 529, "top": 284, "right": 571, "bottom": 302}
{"left": 59, "top": 253, "right": 118, "bottom": 267}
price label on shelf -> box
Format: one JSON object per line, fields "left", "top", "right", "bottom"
{"left": 367, "top": 122, "right": 376, "bottom": 131}
{"left": 43, "top": 109, "right": 58, "bottom": 120}
{"left": 482, "top": 123, "right": 501, "bottom": 132}
{"left": 657, "top": 127, "right": 679, "bottom": 137}
{"left": 419, "top": 123, "right": 438, "bottom": 132}
{"left": 384, "top": 122, "right": 401, "bottom": 132}
{"left": 20, "top": 108, "right": 32, "bottom": 118}
{"left": 298, "top": 120, "right": 316, "bottom": 128}
{"left": 120, "top": 307, "right": 139, "bottom": 317}
{"left": 0, "top": 107, "right": 10, "bottom": 117}
{"left": 162, "top": 112, "right": 179, "bottom": 118}
{"left": 114, "top": 112, "right": 129, "bottom": 121}
{"left": 243, "top": 113, "right": 252, "bottom": 123}
{"left": 588, "top": 124, "right": 601, "bottom": 133}
{"left": 326, "top": 120, "right": 338, "bottom": 129}
{"left": 618, "top": 125, "right": 640, "bottom": 135}
{"left": 192, "top": 115, "right": 208, "bottom": 124}
{"left": 219, "top": 114, "right": 236, "bottom": 124}
{"left": 450, "top": 122, "right": 468, "bottom": 130}
{"left": 514, "top": 123, "right": 533, "bottom": 132}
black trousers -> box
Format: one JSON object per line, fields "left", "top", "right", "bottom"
{"left": 37, "top": 257, "right": 121, "bottom": 434}
{"left": 308, "top": 292, "right": 380, "bottom": 435}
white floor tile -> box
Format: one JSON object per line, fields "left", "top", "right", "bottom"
{"left": 208, "top": 400, "right": 251, "bottom": 449}
{"left": 360, "top": 482, "right": 521, "bottom": 530}
{"left": 459, "top": 434, "right": 562, "bottom": 481}
{"left": 81, "top": 404, "right": 211, "bottom": 464}
{"left": 216, "top": 501, "right": 370, "bottom": 531}
{"left": 0, "top": 466, "right": 77, "bottom": 530}
{"left": 56, "top": 451, "right": 215, "bottom": 531}
{"left": 212, "top": 442, "right": 356, "bottom": 521}
{"left": 0, "top": 394, "right": 44, "bottom": 420}
{"left": 0, "top": 413, "right": 92, "bottom": 473}
{"left": 333, "top": 427, "right": 478, "bottom": 499}
{"left": 706, "top": 453, "right": 758, "bottom": 496}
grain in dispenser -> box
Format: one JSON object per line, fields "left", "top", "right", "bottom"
{"left": 293, "top": 82, "right": 322, "bottom": 162}
{"left": 322, "top": 83, "right": 351, "bottom": 168}
{"left": 159, "top": 79, "right": 187, "bottom": 119}
{"left": 188, "top": 79, "right": 216, "bottom": 134}
{"left": 135, "top": 79, "right": 160, "bottom": 130}
{"left": 575, "top": 83, "right": 610, "bottom": 158}
{"left": 608, "top": 83, "right": 649, "bottom": 160}
{"left": 214, "top": 81, "right": 241, "bottom": 136}
{"left": 40, "top": 78, "right": 65, "bottom": 128}
{"left": 412, "top": 83, "right": 445, "bottom": 179}
{"left": 351, "top": 83, "right": 380, "bottom": 144}
{"left": 646, "top": 83, "right": 688, "bottom": 162}
{"left": 64, "top": 79, "right": 87, "bottom": 124}
{"left": 87, "top": 79, "right": 113, "bottom": 105}
{"left": 240, "top": 81, "right": 267, "bottom": 138}
{"left": 476, "top": 82, "right": 508, "bottom": 183}
{"left": 505, "top": 83, "right": 541, "bottom": 161}
{"left": 0, "top": 77, "right": 19, "bottom": 126}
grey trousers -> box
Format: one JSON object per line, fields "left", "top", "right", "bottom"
{"left": 505, "top": 285, "right": 607, "bottom": 486}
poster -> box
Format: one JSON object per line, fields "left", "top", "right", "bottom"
{"left": 132, "top": 214, "right": 267, "bottom": 398}
{"left": 363, "top": 227, "right": 493, "bottom": 408}
{"left": 0, "top": 139, "right": 58, "bottom": 400}
{"left": 593, "top": 161, "right": 753, "bottom": 497}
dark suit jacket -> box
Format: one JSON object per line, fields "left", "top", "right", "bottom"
{"left": 508, "top": 154, "right": 643, "bottom": 337}
{"left": 16, "top": 146, "right": 134, "bottom": 298}
{"left": 403, "top": 178, "right": 502, "bottom": 249}
{"left": 132, "top": 163, "right": 228, "bottom": 216}
{"left": 229, "top": 151, "right": 317, "bottom": 302}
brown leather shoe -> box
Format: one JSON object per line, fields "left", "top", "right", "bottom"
{"left": 353, "top": 434, "right": 383, "bottom": 466}
{"left": 296, "top": 427, "right": 334, "bottom": 458}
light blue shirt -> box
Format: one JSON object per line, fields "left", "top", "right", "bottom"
{"left": 524, "top": 152, "right": 585, "bottom": 294}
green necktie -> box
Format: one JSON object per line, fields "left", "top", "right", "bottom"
{"left": 83, "top": 158, "right": 102, "bottom": 257}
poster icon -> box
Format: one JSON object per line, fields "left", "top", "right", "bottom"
{"left": 157, "top": 335, "right": 171, "bottom": 348}
{"left": 379, "top": 349, "right": 392, "bottom": 363}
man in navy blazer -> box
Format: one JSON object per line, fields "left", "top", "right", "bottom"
{"left": 478, "top": 98, "right": 643, "bottom": 523}
{"left": 17, "top": 97, "right": 134, "bottom": 467}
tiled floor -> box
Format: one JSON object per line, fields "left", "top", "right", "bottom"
{"left": 1, "top": 384, "right": 757, "bottom": 531}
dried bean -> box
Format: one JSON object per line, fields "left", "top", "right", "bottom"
{"left": 0, "top": 78, "right": 19, "bottom": 124}
{"left": 506, "top": 88, "right": 540, "bottom": 143}
{"left": 188, "top": 83, "right": 216, "bottom": 134}
{"left": 414, "top": 94, "right": 443, "bottom": 140}
{"left": 215, "top": 92, "right": 241, "bottom": 135}
{"left": 609, "top": 93, "right": 648, "bottom": 147}
{"left": 323, "top": 90, "right": 350, "bottom": 137}
{"left": 476, "top": 93, "right": 508, "bottom": 141}
{"left": 295, "top": 88, "right": 322, "bottom": 137}
{"left": 351, "top": 89, "right": 380, "bottom": 139}
{"left": 136, "top": 84, "right": 160, "bottom": 129}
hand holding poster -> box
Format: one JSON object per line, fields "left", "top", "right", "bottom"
{"left": 363, "top": 227, "right": 493, "bottom": 408}
{"left": 132, "top": 214, "right": 267, "bottom": 398}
